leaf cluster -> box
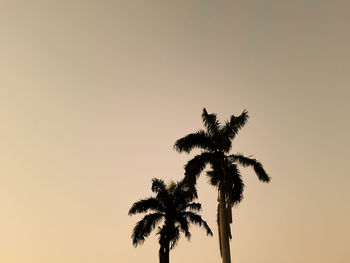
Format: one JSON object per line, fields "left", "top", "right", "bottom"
{"left": 128, "top": 178, "right": 212, "bottom": 248}
{"left": 174, "top": 108, "right": 270, "bottom": 204}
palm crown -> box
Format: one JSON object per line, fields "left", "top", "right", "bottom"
{"left": 128, "top": 178, "right": 212, "bottom": 263}
{"left": 174, "top": 108, "right": 270, "bottom": 202}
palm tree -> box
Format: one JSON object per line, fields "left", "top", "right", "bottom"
{"left": 174, "top": 108, "right": 270, "bottom": 263}
{"left": 128, "top": 178, "right": 213, "bottom": 263}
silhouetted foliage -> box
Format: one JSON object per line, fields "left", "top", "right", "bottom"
{"left": 174, "top": 108, "right": 270, "bottom": 263}
{"left": 128, "top": 178, "right": 212, "bottom": 263}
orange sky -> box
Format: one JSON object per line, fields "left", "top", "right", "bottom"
{"left": 1, "top": 1, "right": 349, "bottom": 262}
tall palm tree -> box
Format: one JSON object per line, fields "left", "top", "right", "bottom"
{"left": 128, "top": 178, "right": 213, "bottom": 263}
{"left": 174, "top": 108, "right": 270, "bottom": 263}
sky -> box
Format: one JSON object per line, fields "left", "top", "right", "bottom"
{"left": 1, "top": 1, "right": 349, "bottom": 262}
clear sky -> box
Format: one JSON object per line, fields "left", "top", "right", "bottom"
{"left": 1, "top": 1, "right": 349, "bottom": 262}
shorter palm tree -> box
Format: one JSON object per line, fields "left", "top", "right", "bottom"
{"left": 128, "top": 178, "right": 213, "bottom": 263}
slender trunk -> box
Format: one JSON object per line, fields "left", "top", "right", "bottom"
{"left": 159, "top": 241, "right": 170, "bottom": 263}
{"left": 219, "top": 188, "right": 231, "bottom": 263}
{"left": 159, "top": 245, "right": 164, "bottom": 263}
{"left": 164, "top": 243, "right": 169, "bottom": 263}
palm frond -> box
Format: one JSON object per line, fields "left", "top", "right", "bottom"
{"left": 131, "top": 213, "right": 164, "bottom": 247}
{"left": 183, "top": 152, "right": 215, "bottom": 189}
{"left": 206, "top": 169, "right": 221, "bottom": 187}
{"left": 227, "top": 164, "right": 244, "bottom": 205}
{"left": 169, "top": 227, "right": 181, "bottom": 249}
{"left": 185, "top": 202, "right": 202, "bottom": 212}
{"left": 174, "top": 130, "right": 214, "bottom": 153}
{"left": 176, "top": 216, "right": 191, "bottom": 240}
{"left": 229, "top": 154, "right": 270, "bottom": 182}
{"left": 151, "top": 178, "right": 167, "bottom": 193}
{"left": 158, "top": 225, "right": 181, "bottom": 250}
{"left": 183, "top": 212, "right": 213, "bottom": 236}
{"left": 202, "top": 108, "right": 220, "bottom": 136}
{"left": 173, "top": 180, "right": 197, "bottom": 203}
{"left": 128, "top": 197, "right": 163, "bottom": 215}
{"left": 222, "top": 109, "right": 249, "bottom": 144}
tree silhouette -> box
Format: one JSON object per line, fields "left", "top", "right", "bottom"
{"left": 128, "top": 178, "right": 213, "bottom": 263}
{"left": 174, "top": 108, "right": 270, "bottom": 263}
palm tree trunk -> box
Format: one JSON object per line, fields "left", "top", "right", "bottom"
{"left": 165, "top": 243, "right": 169, "bottom": 263}
{"left": 159, "top": 241, "right": 170, "bottom": 263}
{"left": 219, "top": 188, "right": 231, "bottom": 263}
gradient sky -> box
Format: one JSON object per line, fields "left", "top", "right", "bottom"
{"left": 1, "top": 1, "right": 349, "bottom": 262}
